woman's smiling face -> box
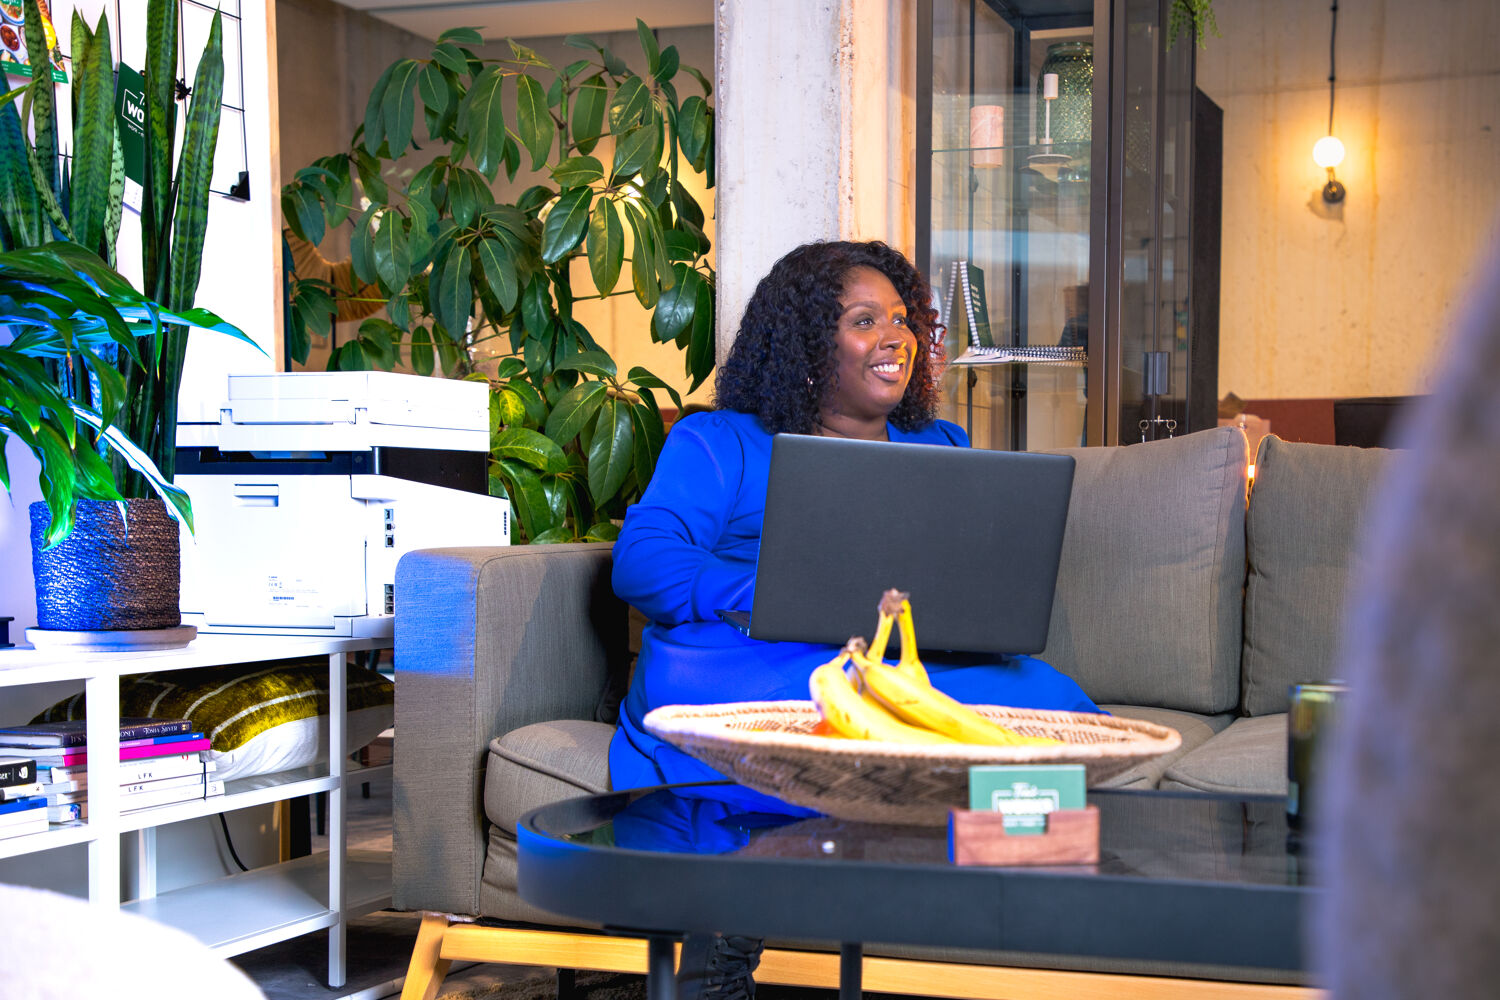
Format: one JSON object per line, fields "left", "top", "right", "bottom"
{"left": 820, "top": 266, "right": 917, "bottom": 435}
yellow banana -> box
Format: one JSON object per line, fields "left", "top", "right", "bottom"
{"left": 894, "top": 597, "right": 930, "bottom": 684}
{"left": 869, "top": 590, "right": 901, "bottom": 663}
{"left": 808, "top": 647, "right": 958, "bottom": 745}
{"left": 848, "top": 646, "right": 1063, "bottom": 747}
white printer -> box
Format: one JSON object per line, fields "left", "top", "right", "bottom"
{"left": 176, "top": 371, "right": 510, "bottom": 637}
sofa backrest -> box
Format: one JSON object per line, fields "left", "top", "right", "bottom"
{"left": 1043, "top": 426, "right": 1249, "bottom": 714}
{"left": 1240, "top": 435, "right": 1393, "bottom": 716}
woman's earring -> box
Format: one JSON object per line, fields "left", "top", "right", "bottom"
{"left": 806, "top": 377, "right": 814, "bottom": 386}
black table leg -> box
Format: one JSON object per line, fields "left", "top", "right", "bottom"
{"left": 648, "top": 935, "right": 676, "bottom": 1000}
{"left": 839, "top": 942, "right": 862, "bottom": 1000}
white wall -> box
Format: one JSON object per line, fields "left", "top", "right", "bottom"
{"left": 1196, "top": 0, "right": 1500, "bottom": 400}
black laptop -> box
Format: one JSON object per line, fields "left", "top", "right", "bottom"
{"left": 718, "top": 434, "right": 1075, "bottom": 656}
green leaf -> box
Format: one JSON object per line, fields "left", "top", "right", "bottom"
{"left": 69, "top": 11, "right": 117, "bottom": 259}
{"left": 677, "top": 96, "right": 712, "bottom": 171}
{"left": 586, "top": 198, "right": 624, "bottom": 296}
{"left": 683, "top": 64, "right": 713, "bottom": 97}
{"left": 495, "top": 457, "right": 550, "bottom": 541}
{"left": 608, "top": 76, "right": 650, "bottom": 132}
{"left": 166, "top": 10, "right": 225, "bottom": 313}
{"left": 636, "top": 20, "right": 660, "bottom": 76}
{"left": 611, "top": 122, "right": 658, "bottom": 184}
{"left": 354, "top": 147, "right": 389, "bottom": 203}
{"left": 629, "top": 397, "right": 666, "bottom": 487}
{"left": 622, "top": 202, "right": 659, "bottom": 308}
{"left": 656, "top": 45, "right": 680, "bottom": 84}
{"left": 350, "top": 205, "right": 380, "bottom": 284}
{"left": 418, "top": 62, "right": 452, "bottom": 134}
{"left": 553, "top": 350, "right": 616, "bottom": 379}
{"left": 532, "top": 525, "right": 575, "bottom": 545}
{"left": 382, "top": 59, "right": 424, "bottom": 158}
{"left": 549, "top": 155, "right": 604, "bottom": 188}
{"left": 431, "top": 41, "right": 471, "bottom": 77}
{"left": 493, "top": 426, "right": 569, "bottom": 474}
{"left": 473, "top": 234, "right": 519, "bottom": 312}
{"left": 372, "top": 209, "right": 411, "bottom": 292}
{"left": 543, "top": 380, "right": 607, "bottom": 445}
{"left": 448, "top": 167, "right": 495, "bottom": 228}
{"left": 431, "top": 242, "right": 473, "bottom": 338}
{"left": 626, "top": 366, "right": 684, "bottom": 412}
{"left": 540, "top": 187, "right": 592, "bottom": 264}
{"left": 438, "top": 26, "right": 484, "bottom": 45}
{"left": 515, "top": 74, "right": 553, "bottom": 172}
{"left": 583, "top": 521, "right": 621, "bottom": 543}
{"left": 21, "top": 0, "right": 58, "bottom": 200}
{"left": 688, "top": 274, "right": 715, "bottom": 391}
{"left": 570, "top": 74, "right": 607, "bottom": 156}
{"left": 564, "top": 33, "right": 603, "bottom": 52}
{"left": 652, "top": 263, "right": 699, "bottom": 343}
{"left": 586, "top": 397, "right": 634, "bottom": 505}
{"left": 362, "top": 61, "right": 397, "bottom": 155}
{"left": 409, "top": 326, "right": 434, "bottom": 375}
{"left": 520, "top": 275, "right": 552, "bottom": 338}
{"left": 459, "top": 66, "right": 507, "bottom": 182}
{"left": 494, "top": 356, "right": 528, "bottom": 381}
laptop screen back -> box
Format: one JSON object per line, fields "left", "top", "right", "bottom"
{"left": 748, "top": 435, "right": 1075, "bottom": 655}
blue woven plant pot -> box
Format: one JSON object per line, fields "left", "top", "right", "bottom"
{"left": 29, "top": 499, "right": 182, "bottom": 631}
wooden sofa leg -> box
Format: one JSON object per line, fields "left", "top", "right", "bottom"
{"left": 400, "top": 912, "right": 455, "bottom": 1000}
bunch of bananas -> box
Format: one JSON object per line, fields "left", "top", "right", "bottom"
{"left": 807, "top": 590, "right": 1063, "bottom": 747}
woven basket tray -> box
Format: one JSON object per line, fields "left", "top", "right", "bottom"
{"left": 645, "top": 701, "right": 1182, "bottom": 825}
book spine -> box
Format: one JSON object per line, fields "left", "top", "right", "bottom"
{"left": 0, "top": 783, "right": 44, "bottom": 801}
{"left": 47, "top": 802, "right": 82, "bottom": 824}
{"left": 0, "top": 811, "right": 50, "bottom": 837}
{"left": 117, "top": 720, "right": 194, "bottom": 741}
{"left": 25, "top": 739, "right": 212, "bottom": 767}
{"left": 0, "top": 795, "right": 48, "bottom": 816}
{"left": 119, "top": 732, "right": 206, "bottom": 750}
{"left": 42, "top": 755, "right": 211, "bottom": 785}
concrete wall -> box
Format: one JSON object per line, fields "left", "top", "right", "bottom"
{"left": 276, "top": 0, "right": 715, "bottom": 400}
{"left": 1196, "top": 0, "right": 1500, "bottom": 401}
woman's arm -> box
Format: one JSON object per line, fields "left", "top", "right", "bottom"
{"left": 612, "top": 417, "right": 752, "bottom": 625}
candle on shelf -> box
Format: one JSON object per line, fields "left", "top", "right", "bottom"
{"left": 1042, "top": 72, "right": 1059, "bottom": 101}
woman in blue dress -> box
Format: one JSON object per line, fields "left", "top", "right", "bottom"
{"left": 607, "top": 240, "right": 1100, "bottom": 1000}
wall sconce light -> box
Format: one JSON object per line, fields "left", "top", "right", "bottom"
{"left": 1315, "top": 0, "right": 1345, "bottom": 203}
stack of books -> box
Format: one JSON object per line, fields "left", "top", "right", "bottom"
{"left": 0, "top": 719, "right": 223, "bottom": 823}
{"left": 0, "top": 756, "right": 47, "bottom": 840}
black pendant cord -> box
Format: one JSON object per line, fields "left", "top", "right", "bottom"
{"left": 1327, "top": 0, "right": 1339, "bottom": 135}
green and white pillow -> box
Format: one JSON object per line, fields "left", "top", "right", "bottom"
{"left": 36, "top": 658, "right": 394, "bottom": 782}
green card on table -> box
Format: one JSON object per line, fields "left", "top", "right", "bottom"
{"left": 968, "top": 764, "right": 1086, "bottom": 835}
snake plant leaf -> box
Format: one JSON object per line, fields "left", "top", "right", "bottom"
{"left": 0, "top": 99, "right": 43, "bottom": 248}
{"left": 24, "top": 143, "right": 73, "bottom": 240}
{"left": 473, "top": 233, "right": 518, "bottom": 312}
{"left": 142, "top": 0, "right": 179, "bottom": 294}
{"left": 586, "top": 396, "right": 633, "bottom": 504}
{"left": 626, "top": 366, "right": 684, "bottom": 412}
{"left": 166, "top": 9, "right": 224, "bottom": 313}
{"left": 20, "top": 0, "right": 58, "bottom": 200}
{"left": 550, "top": 155, "right": 603, "bottom": 188}
{"left": 69, "top": 11, "right": 116, "bottom": 258}
{"left": 372, "top": 208, "right": 411, "bottom": 292}
{"left": 607, "top": 76, "right": 649, "bottom": 133}
{"left": 553, "top": 349, "right": 616, "bottom": 379}
{"left": 570, "top": 74, "right": 607, "bottom": 156}
{"left": 515, "top": 74, "right": 553, "bottom": 172}
{"left": 494, "top": 426, "right": 568, "bottom": 474}
{"left": 104, "top": 126, "right": 125, "bottom": 263}
{"left": 381, "top": 59, "right": 423, "bottom": 159}
{"left": 635, "top": 20, "right": 660, "bottom": 76}
{"left": 543, "top": 380, "right": 606, "bottom": 445}
{"left": 540, "top": 186, "right": 591, "bottom": 264}
{"left": 586, "top": 197, "right": 623, "bottom": 296}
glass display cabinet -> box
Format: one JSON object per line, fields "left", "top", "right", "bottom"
{"left": 916, "top": 0, "right": 1221, "bottom": 450}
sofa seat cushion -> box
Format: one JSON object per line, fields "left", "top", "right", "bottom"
{"left": 1044, "top": 427, "right": 1248, "bottom": 715}
{"left": 1093, "top": 706, "right": 1233, "bottom": 788}
{"left": 484, "top": 719, "right": 614, "bottom": 836}
{"left": 1160, "top": 714, "right": 1287, "bottom": 795}
{"left": 1241, "top": 436, "right": 1391, "bottom": 716}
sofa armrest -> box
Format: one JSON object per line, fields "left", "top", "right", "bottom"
{"left": 392, "top": 543, "right": 627, "bottom": 915}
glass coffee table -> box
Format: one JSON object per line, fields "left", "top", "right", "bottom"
{"left": 517, "top": 782, "right": 1313, "bottom": 1000}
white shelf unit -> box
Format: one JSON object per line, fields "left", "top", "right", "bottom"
{"left": 0, "top": 634, "right": 393, "bottom": 988}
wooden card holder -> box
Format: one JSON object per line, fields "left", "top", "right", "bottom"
{"left": 948, "top": 806, "right": 1100, "bottom": 866}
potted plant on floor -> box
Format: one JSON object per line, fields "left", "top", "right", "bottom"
{"left": 280, "top": 21, "right": 715, "bottom": 542}
{"left": 0, "top": 0, "right": 254, "bottom": 639}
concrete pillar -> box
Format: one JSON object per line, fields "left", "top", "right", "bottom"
{"left": 715, "top": 0, "right": 915, "bottom": 359}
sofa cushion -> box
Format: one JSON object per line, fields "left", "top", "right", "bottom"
{"left": 1093, "top": 705, "right": 1234, "bottom": 788}
{"left": 1241, "top": 436, "right": 1391, "bottom": 716}
{"left": 1160, "top": 713, "right": 1287, "bottom": 795}
{"left": 1044, "top": 426, "right": 1248, "bottom": 714}
{"left": 483, "top": 719, "right": 614, "bottom": 836}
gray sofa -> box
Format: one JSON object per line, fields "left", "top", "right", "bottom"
{"left": 391, "top": 426, "right": 1391, "bottom": 998}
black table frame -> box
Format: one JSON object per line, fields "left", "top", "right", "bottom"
{"left": 517, "top": 784, "right": 1310, "bottom": 1000}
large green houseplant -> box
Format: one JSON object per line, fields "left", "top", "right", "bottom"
{"left": 0, "top": 0, "right": 252, "bottom": 631}
{"left": 281, "top": 21, "right": 715, "bottom": 543}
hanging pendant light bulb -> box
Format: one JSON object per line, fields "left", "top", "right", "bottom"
{"left": 1316, "top": 1, "right": 1345, "bottom": 203}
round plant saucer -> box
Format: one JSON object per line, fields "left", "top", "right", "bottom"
{"left": 25, "top": 625, "right": 198, "bottom": 652}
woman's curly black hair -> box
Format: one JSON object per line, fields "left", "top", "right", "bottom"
{"left": 714, "top": 240, "right": 944, "bottom": 434}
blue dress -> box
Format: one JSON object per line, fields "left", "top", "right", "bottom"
{"left": 608, "top": 410, "right": 1099, "bottom": 811}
